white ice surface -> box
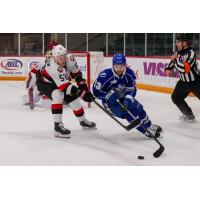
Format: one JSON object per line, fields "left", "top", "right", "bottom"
{"left": 0, "top": 81, "right": 200, "bottom": 165}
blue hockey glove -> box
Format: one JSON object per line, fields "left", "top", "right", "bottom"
{"left": 105, "top": 90, "right": 120, "bottom": 105}
{"left": 123, "top": 95, "right": 134, "bottom": 109}
{"left": 123, "top": 95, "right": 143, "bottom": 114}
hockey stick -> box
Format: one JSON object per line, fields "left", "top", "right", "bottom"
{"left": 28, "top": 87, "right": 34, "bottom": 110}
{"left": 93, "top": 100, "right": 141, "bottom": 131}
{"left": 116, "top": 99, "right": 165, "bottom": 158}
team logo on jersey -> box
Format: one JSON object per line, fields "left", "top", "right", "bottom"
{"left": 110, "top": 80, "right": 117, "bottom": 84}
{"left": 29, "top": 61, "right": 39, "bottom": 70}
{"left": 100, "top": 72, "right": 107, "bottom": 77}
{"left": 57, "top": 66, "right": 63, "bottom": 72}
{"left": 0, "top": 59, "right": 23, "bottom": 70}
{"left": 95, "top": 82, "right": 102, "bottom": 90}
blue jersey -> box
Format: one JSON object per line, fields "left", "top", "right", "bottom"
{"left": 92, "top": 67, "right": 137, "bottom": 104}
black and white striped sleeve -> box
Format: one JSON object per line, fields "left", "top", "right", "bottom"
{"left": 165, "top": 60, "right": 175, "bottom": 70}
{"left": 185, "top": 50, "right": 196, "bottom": 69}
{"left": 174, "top": 50, "right": 195, "bottom": 72}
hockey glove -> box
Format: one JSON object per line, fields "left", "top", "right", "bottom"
{"left": 78, "top": 80, "right": 88, "bottom": 91}
{"left": 81, "top": 90, "right": 95, "bottom": 102}
{"left": 105, "top": 90, "right": 120, "bottom": 105}
{"left": 75, "top": 74, "right": 89, "bottom": 91}
{"left": 66, "top": 84, "right": 82, "bottom": 97}
{"left": 123, "top": 95, "right": 143, "bottom": 114}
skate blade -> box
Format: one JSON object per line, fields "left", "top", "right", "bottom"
{"left": 33, "top": 107, "right": 46, "bottom": 111}
{"left": 81, "top": 126, "right": 97, "bottom": 130}
{"left": 179, "top": 116, "right": 197, "bottom": 123}
{"left": 54, "top": 133, "right": 71, "bottom": 138}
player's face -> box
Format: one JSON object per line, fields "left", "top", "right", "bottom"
{"left": 113, "top": 64, "right": 126, "bottom": 76}
{"left": 175, "top": 40, "right": 184, "bottom": 51}
{"left": 56, "top": 54, "right": 67, "bottom": 65}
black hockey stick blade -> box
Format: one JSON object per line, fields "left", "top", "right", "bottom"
{"left": 126, "top": 118, "right": 141, "bottom": 131}
{"left": 117, "top": 99, "right": 165, "bottom": 158}
{"left": 146, "top": 129, "right": 165, "bottom": 158}
{"left": 153, "top": 144, "right": 165, "bottom": 158}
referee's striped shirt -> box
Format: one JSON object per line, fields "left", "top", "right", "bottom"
{"left": 166, "top": 47, "right": 200, "bottom": 83}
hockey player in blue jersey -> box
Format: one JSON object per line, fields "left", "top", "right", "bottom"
{"left": 92, "top": 53, "right": 162, "bottom": 138}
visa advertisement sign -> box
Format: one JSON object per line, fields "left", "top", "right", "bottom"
{"left": 143, "top": 61, "right": 179, "bottom": 78}
{"left": 104, "top": 57, "right": 192, "bottom": 88}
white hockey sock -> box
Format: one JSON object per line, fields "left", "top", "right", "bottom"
{"left": 69, "top": 99, "right": 85, "bottom": 122}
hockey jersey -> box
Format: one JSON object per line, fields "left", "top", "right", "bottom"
{"left": 26, "top": 62, "right": 43, "bottom": 89}
{"left": 93, "top": 67, "right": 137, "bottom": 105}
{"left": 39, "top": 55, "right": 83, "bottom": 92}
{"left": 165, "top": 47, "right": 200, "bottom": 82}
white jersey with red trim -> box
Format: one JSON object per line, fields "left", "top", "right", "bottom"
{"left": 26, "top": 62, "right": 43, "bottom": 89}
{"left": 66, "top": 55, "right": 80, "bottom": 77}
{"left": 40, "top": 55, "right": 81, "bottom": 92}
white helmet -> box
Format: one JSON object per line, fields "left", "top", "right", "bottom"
{"left": 52, "top": 44, "right": 67, "bottom": 57}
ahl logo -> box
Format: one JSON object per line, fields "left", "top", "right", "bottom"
{"left": 1, "top": 59, "right": 23, "bottom": 70}
{"left": 29, "top": 61, "right": 39, "bottom": 70}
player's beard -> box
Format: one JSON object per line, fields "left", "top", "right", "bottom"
{"left": 113, "top": 68, "right": 125, "bottom": 76}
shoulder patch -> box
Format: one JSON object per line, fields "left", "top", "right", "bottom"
{"left": 95, "top": 82, "right": 102, "bottom": 90}
{"left": 100, "top": 72, "right": 107, "bottom": 78}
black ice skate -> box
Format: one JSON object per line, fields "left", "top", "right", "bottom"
{"left": 80, "top": 119, "right": 96, "bottom": 129}
{"left": 179, "top": 114, "right": 195, "bottom": 121}
{"left": 145, "top": 124, "right": 162, "bottom": 139}
{"left": 54, "top": 122, "right": 71, "bottom": 138}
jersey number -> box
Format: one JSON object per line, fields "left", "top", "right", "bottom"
{"left": 59, "top": 74, "right": 67, "bottom": 81}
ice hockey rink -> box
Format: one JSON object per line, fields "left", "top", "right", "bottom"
{"left": 0, "top": 81, "right": 200, "bottom": 166}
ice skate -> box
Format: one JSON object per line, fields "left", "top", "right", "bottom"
{"left": 145, "top": 124, "right": 162, "bottom": 139}
{"left": 54, "top": 123, "right": 71, "bottom": 138}
{"left": 80, "top": 119, "right": 97, "bottom": 129}
{"left": 179, "top": 114, "right": 195, "bottom": 122}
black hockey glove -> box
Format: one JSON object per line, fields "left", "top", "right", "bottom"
{"left": 81, "top": 90, "right": 95, "bottom": 102}
{"left": 66, "top": 85, "right": 82, "bottom": 97}
{"left": 75, "top": 74, "right": 89, "bottom": 91}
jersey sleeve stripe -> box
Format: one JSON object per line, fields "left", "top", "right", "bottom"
{"left": 184, "top": 62, "right": 190, "bottom": 73}
{"left": 42, "top": 69, "right": 52, "bottom": 79}
{"left": 58, "top": 82, "right": 71, "bottom": 91}
{"left": 31, "top": 68, "right": 39, "bottom": 74}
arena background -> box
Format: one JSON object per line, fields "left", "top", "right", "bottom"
{"left": 1, "top": 33, "right": 200, "bottom": 94}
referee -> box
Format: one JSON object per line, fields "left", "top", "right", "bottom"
{"left": 165, "top": 33, "right": 200, "bottom": 121}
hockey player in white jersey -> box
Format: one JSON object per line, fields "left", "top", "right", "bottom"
{"left": 36, "top": 44, "right": 96, "bottom": 138}
{"left": 22, "top": 62, "right": 42, "bottom": 109}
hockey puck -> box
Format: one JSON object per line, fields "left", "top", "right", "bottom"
{"left": 138, "top": 156, "right": 144, "bottom": 160}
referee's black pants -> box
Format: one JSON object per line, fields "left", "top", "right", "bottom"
{"left": 171, "top": 79, "right": 200, "bottom": 116}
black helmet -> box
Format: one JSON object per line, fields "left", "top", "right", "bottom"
{"left": 175, "top": 33, "right": 193, "bottom": 45}
{"left": 175, "top": 33, "right": 184, "bottom": 41}
{"left": 182, "top": 33, "right": 193, "bottom": 41}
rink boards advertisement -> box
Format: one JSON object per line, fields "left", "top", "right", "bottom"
{"left": 1, "top": 56, "right": 199, "bottom": 93}
{"left": 104, "top": 57, "right": 181, "bottom": 93}
{"left": 0, "top": 56, "right": 45, "bottom": 80}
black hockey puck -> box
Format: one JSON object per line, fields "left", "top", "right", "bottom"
{"left": 138, "top": 156, "right": 144, "bottom": 160}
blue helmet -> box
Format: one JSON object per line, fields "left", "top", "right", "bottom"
{"left": 112, "top": 53, "right": 126, "bottom": 65}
